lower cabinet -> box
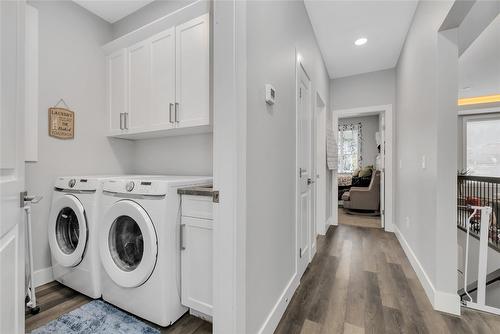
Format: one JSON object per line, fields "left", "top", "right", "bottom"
{"left": 180, "top": 196, "right": 213, "bottom": 318}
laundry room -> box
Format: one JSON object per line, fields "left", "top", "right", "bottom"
{"left": 21, "top": 0, "right": 215, "bottom": 332}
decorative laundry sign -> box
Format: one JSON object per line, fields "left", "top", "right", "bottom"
{"left": 48, "top": 107, "right": 74, "bottom": 139}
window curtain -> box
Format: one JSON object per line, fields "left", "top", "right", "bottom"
{"left": 338, "top": 122, "right": 362, "bottom": 173}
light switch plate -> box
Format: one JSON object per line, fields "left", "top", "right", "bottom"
{"left": 265, "top": 84, "right": 276, "bottom": 105}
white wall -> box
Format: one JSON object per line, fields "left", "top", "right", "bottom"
{"left": 395, "top": 0, "right": 459, "bottom": 313}
{"left": 131, "top": 135, "right": 212, "bottom": 175}
{"left": 26, "top": 0, "right": 134, "bottom": 272}
{"left": 245, "top": 1, "right": 330, "bottom": 333}
{"left": 339, "top": 115, "right": 379, "bottom": 167}
{"left": 331, "top": 68, "right": 395, "bottom": 111}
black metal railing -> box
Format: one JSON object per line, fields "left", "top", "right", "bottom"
{"left": 457, "top": 175, "right": 500, "bottom": 251}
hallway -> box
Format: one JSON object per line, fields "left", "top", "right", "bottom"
{"left": 338, "top": 209, "right": 381, "bottom": 229}
{"left": 275, "top": 224, "right": 500, "bottom": 334}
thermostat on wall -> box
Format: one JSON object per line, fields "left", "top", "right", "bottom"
{"left": 265, "top": 84, "right": 276, "bottom": 105}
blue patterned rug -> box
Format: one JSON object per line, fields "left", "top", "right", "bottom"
{"left": 31, "top": 300, "right": 159, "bottom": 334}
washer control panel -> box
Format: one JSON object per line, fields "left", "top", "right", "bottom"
{"left": 125, "top": 181, "right": 135, "bottom": 192}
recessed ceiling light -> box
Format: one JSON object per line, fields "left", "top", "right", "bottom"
{"left": 354, "top": 37, "right": 368, "bottom": 46}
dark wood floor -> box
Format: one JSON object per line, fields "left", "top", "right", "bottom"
{"left": 25, "top": 281, "right": 211, "bottom": 333}
{"left": 275, "top": 224, "right": 500, "bottom": 334}
{"left": 26, "top": 224, "right": 500, "bottom": 334}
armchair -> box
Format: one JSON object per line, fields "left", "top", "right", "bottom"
{"left": 342, "top": 170, "right": 381, "bottom": 212}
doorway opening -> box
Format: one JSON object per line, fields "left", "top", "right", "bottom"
{"left": 333, "top": 105, "right": 394, "bottom": 232}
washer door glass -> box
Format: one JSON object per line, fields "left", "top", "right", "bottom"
{"left": 55, "top": 207, "right": 80, "bottom": 255}
{"left": 109, "top": 215, "right": 144, "bottom": 272}
{"left": 48, "top": 194, "right": 87, "bottom": 267}
{"left": 100, "top": 200, "right": 157, "bottom": 288}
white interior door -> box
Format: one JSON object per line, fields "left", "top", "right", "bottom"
{"left": 150, "top": 28, "right": 176, "bottom": 128}
{"left": 1, "top": 0, "right": 26, "bottom": 332}
{"left": 379, "top": 113, "right": 385, "bottom": 228}
{"left": 297, "top": 62, "right": 312, "bottom": 278}
{"left": 175, "top": 13, "right": 210, "bottom": 128}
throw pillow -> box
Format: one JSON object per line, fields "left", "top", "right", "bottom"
{"left": 358, "top": 166, "right": 373, "bottom": 178}
{"left": 352, "top": 168, "right": 360, "bottom": 177}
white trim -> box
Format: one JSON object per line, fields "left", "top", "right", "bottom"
{"left": 326, "top": 215, "right": 335, "bottom": 227}
{"left": 33, "top": 267, "right": 54, "bottom": 288}
{"left": 333, "top": 104, "right": 394, "bottom": 232}
{"left": 314, "top": 92, "right": 327, "bottom": 236}
{"left": 212, "top": 1, "right": 247, "bottom": 333}
{"left": 394, "top": 225, "right": 460, "bottom": 315}
{"left": 435, "top": 291, "right": 461, "bottom": 315}
{"left": 458, "top": 106, "right": 500, "bottom": 116}
{"left": 460, "top": 112, "right": 500, "bottom": 172}
{"left": 257, "top": 274, "right": 299, "bottom": 334}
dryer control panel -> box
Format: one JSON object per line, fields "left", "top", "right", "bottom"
{"left": 103, "top": 179, "right": 168, "bottom": 196}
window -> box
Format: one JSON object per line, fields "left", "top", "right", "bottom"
{"left": 465, "top": 116, "right": 500, "bottom": 177}
{"left": 338, "top": 123, "right": 362, "bottom": 173}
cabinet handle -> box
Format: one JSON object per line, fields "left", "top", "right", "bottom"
{"left": 180, "top": 223, "right": 186, "bottom": 250}
{"left": 169, "top": 103, "right": 174, "bottom": 124}
{"left": 175, "top": 103, "right": 179, "bottom": 123}
{"left": 119, "top": 113, "right": 124, "bottom": 130}
{"left": 124, "top": 112, "right": 129, "bottom": 130}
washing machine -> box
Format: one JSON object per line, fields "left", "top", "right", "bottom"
{"left": 98, "top": 175, "right": 212, "bottom": 326}
{"left": 48, "top": 176, "right": 112, "bottom": 298}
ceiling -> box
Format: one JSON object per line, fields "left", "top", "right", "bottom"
{"left": 304, "top": 0, "right": 418, "bottom": 79}
{"left": 459, "top": 13, "right": 500, "bottom": 99}
{"left": 73, "top": 0, "right": 154, "bottom": 23}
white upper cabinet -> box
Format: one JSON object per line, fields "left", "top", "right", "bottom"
{"left": 128, "top": 40, "right": 151, "bottom": 130}
{"left": 150, "top": 28, "right": 176, "bottom": 129}
{"left": 105, "top": 13, "right": 210, "bottom": 139}
{"left": 107, "top": 49, "right": 127, "bottom": 133}
{"left": 175, "top": 14, "right": 210, "bottom": 128}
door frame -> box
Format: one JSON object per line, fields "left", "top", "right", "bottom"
{"left": 212, "top": 1, "right": 247, "bottom": 333}
{"left": 333, "top": 104, "right": 394, "bottom": 232}
{"left": 295, "top": 55, "right": 313, "bottom": 277}
{"left": 313, "top": 93, "right": 327, "bottom": 238}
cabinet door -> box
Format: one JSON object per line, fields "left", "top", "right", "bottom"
{"left": 127, "top": 40, "right": 150, "bottom": 130}
{"left": 181, "top": 217, "right": 213, "bottom": 316}
{"left": 150, "top": 28, "right": 176, "bottom": 128}
{"left": 107, "top": 49, "right": 127, "bottom": 132}
{"left": 175, "top": 13, "right": 210, "bottom": 128}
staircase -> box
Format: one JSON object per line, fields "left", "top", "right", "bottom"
{"left": 457, "top": 175, "right": 500, "bottom": 311}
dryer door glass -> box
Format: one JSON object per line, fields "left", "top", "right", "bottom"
{"left": 55, "top": 207, "right": 80, "bottom": 255}
{"left": 109, "top": 215, "right": 144, "bottom": 272}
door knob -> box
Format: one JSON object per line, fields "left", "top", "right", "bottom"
{"left": 307, "top": 178, "right": 313, "bottom": 185}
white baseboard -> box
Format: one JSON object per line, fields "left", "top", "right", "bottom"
{"left": 33, "top": 266, "right": 54, "bottom": 288}
{"left": 257, "top": 273, "right": 299, "bottom": 334}
{"left": 189, "top": 308, "right": 213, "bottom": 323}
{"left": 327, "top": 215, "right": 337, "bottom": 227}
{"left": 393, "top": 225, "right": 460, "bottom": 315}
{"left": 435, "top": 290, "right": 461, "bottom": 315}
